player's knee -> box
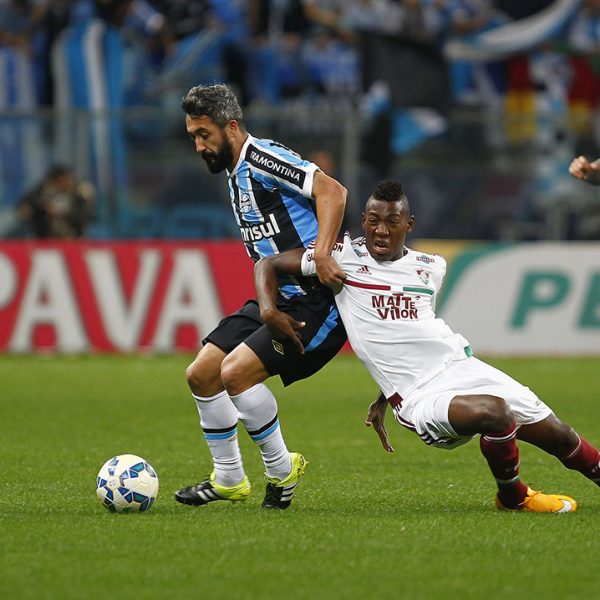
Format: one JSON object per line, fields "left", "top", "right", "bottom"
{"left": 450, "top": 394, "right": 514, "bottom": 435}
{"left": 220, "top": 352, "right": 265, "bottom": 396}
{"left": 186, "top": 358, "right": 221, "bottom": 396}
{"left": 220, "top": 354, "right": 244, "bottom": 395}
{"left": 475, "top": 396, "right": 514, "bottom": 434}
{"left": 548, "top": 418, "right": 580, "bottom": 457}
{"left": 185, "top": 362, "right": 200, "bottom": 389}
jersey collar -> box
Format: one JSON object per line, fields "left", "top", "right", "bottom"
{"left": 227, "top": 133, "right": 254, "bottom": 178}
{"left": 366, "top": 244, "right": 411, "bottom": 264}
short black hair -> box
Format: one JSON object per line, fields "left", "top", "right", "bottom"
{"left": 371, "top": 179, "right": 406, "bottom": 202}
{"left": 181, "top": 84, "right": 245, "bottom": 129}
{"left": 367, "top": 179, "right": 411, "bottom": 215}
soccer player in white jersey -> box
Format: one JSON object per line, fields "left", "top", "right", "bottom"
{"left": 255, "top": 179, "right": 600, "bottom": 513}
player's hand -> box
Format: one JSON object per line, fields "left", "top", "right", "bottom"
{"left": 261, "top": 309, "right": 306, "bottom": 355}
{"left": 365, "top": 394, "right": 394, "bottom": 453}
{"left": 569, "top": 155, "right": 600, "bottom": 185}
{"left": 314, "top": 254, "right": 346, "bottom": 288}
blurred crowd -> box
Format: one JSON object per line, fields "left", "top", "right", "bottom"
{"left": 2, "top": 0, "right": 600, "bottom": 111}
{"left": 2, "top": 0, "right": 600, "bottom": 240}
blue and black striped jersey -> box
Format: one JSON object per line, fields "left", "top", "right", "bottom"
{"left": 227, "top": 134, "right": 322, "bottom": 299}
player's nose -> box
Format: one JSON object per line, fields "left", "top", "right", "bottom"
{"left": 195, "top": 139, "right": 206, "bottom": 152}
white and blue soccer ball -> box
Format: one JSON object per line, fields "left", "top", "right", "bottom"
{"left": 96, "top": 454, "right": 159, "bottom": 513}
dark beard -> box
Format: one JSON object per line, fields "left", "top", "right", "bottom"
{"left": 202, "top": 135, "right": 234, "bottom": 174}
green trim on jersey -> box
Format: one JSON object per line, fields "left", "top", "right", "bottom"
{"left": 403, "top": 286, "right": 434, "bottom": 295}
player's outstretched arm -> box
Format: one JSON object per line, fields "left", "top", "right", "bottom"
{"left": 312, "top": 171, "right": 347, "bottom": 287}
{"left": 569, "top": 155, "right": 600, "bottom": 185}
{"left": 255, "top": 250, "right": 307, "bottom": 354}
{"left": 365, "top": 391, "right": 394, "bottom": 453}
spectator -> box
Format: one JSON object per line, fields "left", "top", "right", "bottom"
{"left": 302, "top": 27, "right": 360, "bottom": 103}
{"left": 15, "top": 164, "right": 95, "bottom": 239}
{"left": 566, "top": 0, "right": 600, "bottom": 132}
{"left": 442, "top": 0, "right": 509, "bottom": 107}
{"left": 0, "top": 0, "right": 50, "bottom": 101}
{"left": 0, "top": 0, "right": 48, "bottom": 52}
{"left": 567, "top": 0, "right": 600, "bottom": 54}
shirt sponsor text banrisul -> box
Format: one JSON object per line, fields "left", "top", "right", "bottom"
{"left": 240, "top": 213, "right": 281, "bottom": 242}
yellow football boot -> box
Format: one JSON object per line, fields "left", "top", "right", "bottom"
{"left": 262, "top": 452, "right": 308, "bottom": 509}
{"left": 175, "top": 472, "right": 251, "bottom": 506}
{"left": 496, "top": 487, "right": 577, "bottom": 513}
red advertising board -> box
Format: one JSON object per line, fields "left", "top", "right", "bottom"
{"left": 0, "top": 241, "right": 255, "bottom": 352}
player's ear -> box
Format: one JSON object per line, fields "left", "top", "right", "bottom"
{"left": 407, "top": 215, "right": 415, "bottom": 232}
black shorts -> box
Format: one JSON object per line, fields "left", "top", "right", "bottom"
{"left": 203, "top": 286, "right": 347, "bottom": 386}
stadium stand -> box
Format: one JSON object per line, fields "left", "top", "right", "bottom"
{"left": 1, "top": 0, "right": 600, "bottom": 240}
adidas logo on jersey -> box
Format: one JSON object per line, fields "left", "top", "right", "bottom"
{"left": 356, "top": 265, "right": 371, "bottom": 275}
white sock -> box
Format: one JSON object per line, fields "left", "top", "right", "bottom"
{"left": 194, "top": 391, "right": 245, "bottom": 487}
{"left": 230, "top": 383, "right": 292, "bottom": 481}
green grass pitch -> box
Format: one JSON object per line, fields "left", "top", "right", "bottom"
{"left": 2, "top": 354, "right": 600, "bottom": 599}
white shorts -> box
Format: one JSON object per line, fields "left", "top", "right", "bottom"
{"left": 392, "top": 356, "right": 553, "bottom": 450}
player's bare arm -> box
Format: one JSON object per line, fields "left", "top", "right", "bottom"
{"left": 255, "top": 250, "right": 307, "bottom": 354}
{"left": 569, "top": 155, "right": 600, "bottom": 185}
{"left": 365, "top": 391, "right": 395, "bottom": 453}
{"left": 311, "top": 171, "right": 347, "bottom": 287}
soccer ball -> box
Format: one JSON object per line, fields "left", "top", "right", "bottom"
{"left": 96, "top": 454, "right": 159, "bottom": 513}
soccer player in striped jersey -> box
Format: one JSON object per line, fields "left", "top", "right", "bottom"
{"left": 255, "top": 179, "right": 600, "bottom": 513}
{"left": 175, "top": 83, "right": 348, "bottom": 509}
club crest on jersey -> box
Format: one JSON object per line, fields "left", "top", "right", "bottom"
{"left": 416, "top": 269, "right": 430, "bottom": 284}
{"left": 239, "top": 193, "right": 252, "bottom": 214}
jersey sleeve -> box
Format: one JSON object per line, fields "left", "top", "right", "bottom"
{"left": 300, "top": 247, "right": 317, "bottom": 276}
{"left": 300, "top": 235, "right": 349, "bottom": 276}
{"left": 430, "top": 255, "right": 447, "bottom": 295}
{"left": 246, "top": 140, "right": 319, "bottom": 198}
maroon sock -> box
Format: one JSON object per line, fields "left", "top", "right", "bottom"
{"left": 560, "top": 435, "right": 600, "bottom": 483}
{"left": 480, "top": 424, "right": 528, "bottom": 507}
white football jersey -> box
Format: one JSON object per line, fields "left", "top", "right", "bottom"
{"left": 301, "top": 234, "right": 471, "bottom": 400}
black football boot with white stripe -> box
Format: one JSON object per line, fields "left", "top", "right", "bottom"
{"left": 175, "top": 472, "right": 251, "bottom": 506}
